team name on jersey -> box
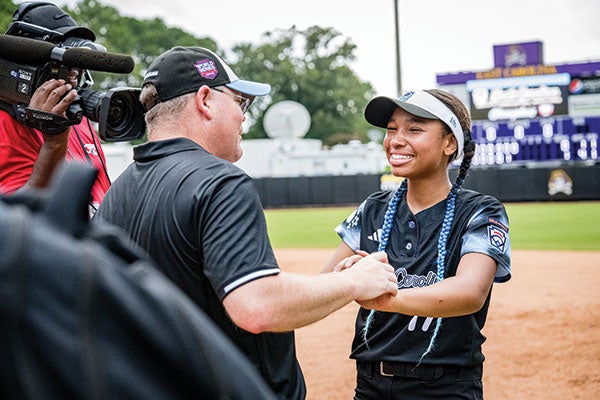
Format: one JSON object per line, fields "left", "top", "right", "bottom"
{"left": 396, "top": 268, "right": 438, "bottom": 288}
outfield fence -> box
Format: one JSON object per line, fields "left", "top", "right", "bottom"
{"left": 254, "top": 163, "right": 600, "bottom": 208}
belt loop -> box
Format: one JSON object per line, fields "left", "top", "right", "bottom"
{"left": 379, "top": 362, "right": 394, "bottom": 377}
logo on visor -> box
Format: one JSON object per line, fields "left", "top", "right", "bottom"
{"left": 194, "top": 59, "right": 219, "bottom": 80}
{"left": 448, "top": 116, "right": 459, "bottom": 130}
{"left": 398, "top": 91, "right": 415, "bottom": 102}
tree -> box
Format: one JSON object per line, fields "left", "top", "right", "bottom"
{"left": 0, "top": 0, "right": 379, "bottom": 146}
{"left": 64, "top": 0, "right": 218, "bottom": 89}
{"left": 0, "top": 0, "right": 17, "bottom": 33}
{"left": 229, "top": 26, "right": 376, "bottom": 145}
{"left": 1, "top": 0, "right": 217, "bottom": 89}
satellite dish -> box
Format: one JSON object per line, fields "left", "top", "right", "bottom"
{"left": 367, "top": 129, "right": 384, "bottom": 143}
{"left": 263, "top": 100, "right": 311, "bottom": 139}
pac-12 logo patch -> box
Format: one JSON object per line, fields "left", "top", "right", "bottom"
{"left": 487, "top": 218, "right": 508, "bottom": 253}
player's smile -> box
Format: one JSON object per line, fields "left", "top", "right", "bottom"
{"left": 388, "top": 153, "right": 414, "bottom": 163}
{"left": 384, "top": 107, "right": 454, "bottom": 180}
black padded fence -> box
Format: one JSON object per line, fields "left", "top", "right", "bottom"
{"left": 253, "top": 163, "right": 600, "bottom": 208}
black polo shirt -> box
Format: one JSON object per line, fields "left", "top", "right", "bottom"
{"left": 94, "top": 138, "right": 305, "bottom": 399}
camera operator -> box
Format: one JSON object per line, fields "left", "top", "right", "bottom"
{"left": 0, "top": 1, "right": 110, "bottom": 215}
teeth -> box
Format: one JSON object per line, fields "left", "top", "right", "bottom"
{"left": 390, "top": 154, "right": 412, "bottom": 160}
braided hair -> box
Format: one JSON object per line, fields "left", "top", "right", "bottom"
{"left": 361, "top": 89, "right": 477, "bottom": 362}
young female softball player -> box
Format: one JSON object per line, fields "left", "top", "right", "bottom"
{"left": 324, "top": 89, "right": 512, "bottom": 400}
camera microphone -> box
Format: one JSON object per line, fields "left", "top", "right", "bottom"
{"left": 60, "top": 48, "right": 134, "bottom": 74}
{"left": 0, "top": 34, "right": 54, "bottom": 65}
{"left": 0, "top": 34, "right": 134, "bottom": 74}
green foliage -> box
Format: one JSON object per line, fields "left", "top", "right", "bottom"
{"left": 64, "top": 0, "right": 217, "bottom": 89}
{"left": 1, "top": 0, "right": 378, "bottom": 146}
{"left": 229, "top": 26, "right": 376, "bottom": 142}
{"left": 264, "top": 202, "right": 600, "bottom": 251}
{"left": 0, "top": 0, "right": 17, "bottom": 33}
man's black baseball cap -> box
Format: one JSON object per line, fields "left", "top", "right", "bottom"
{"left": 142, "top": 46, "right": 271, "bottom": 108}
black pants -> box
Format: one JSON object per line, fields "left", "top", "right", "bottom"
{"left": 354, "top": 361, "right": 483, "bottom": 400}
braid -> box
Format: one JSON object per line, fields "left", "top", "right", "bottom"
{"left": 419, "top": 129, "right": 476, "bottom": 362}
{"left": 378, "top": 180, "right": 407, "bottom": 252}
{"left": 361, "top": 180, "right": 407, "bottom": 345}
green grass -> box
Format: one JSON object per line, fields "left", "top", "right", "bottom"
{"left": 264, "top": 202, "right": 600, "bottom": 251}
{"left": 504, "top": 202, "right": 600, "bottom": 251}
{"left": 265, "top": 207, "right": 354, "bottom": 248}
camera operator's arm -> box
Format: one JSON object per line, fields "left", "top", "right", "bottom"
{"left": 16, "top": 78, "right": 77, "bottom": 192}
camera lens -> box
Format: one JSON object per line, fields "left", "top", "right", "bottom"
{"left": 79, "top": 89, "right": 104, "bottom": 121}
{"left": 77, "top": 88, "right": 145, "bottom": 142}
{"left": 98, "top": 88, "right": 146, "bottom": 142}
{"left": 106, "top": 92, "right": 133, "bottom": 135}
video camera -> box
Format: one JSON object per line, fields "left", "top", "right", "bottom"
{"left": 0, "top": 21, "right": 145, "bottom": 142}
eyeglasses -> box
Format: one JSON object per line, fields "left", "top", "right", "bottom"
{"left": 211, "top": 87, "right": 252, "bottom": 114}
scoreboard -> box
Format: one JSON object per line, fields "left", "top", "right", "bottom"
{"left": 436, "top": 41, "right": 600, "bottom": 166}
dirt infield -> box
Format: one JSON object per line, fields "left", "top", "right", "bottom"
{"left": 274, "top": 249, "right": 600, "bottom": 400}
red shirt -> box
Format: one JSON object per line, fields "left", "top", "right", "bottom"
{"left": 0, "top": 110, "right": 111, "bottom": 211}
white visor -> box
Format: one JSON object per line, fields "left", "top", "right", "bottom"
{"left": 365, "top": 90, "right": 464, "bottom": 158}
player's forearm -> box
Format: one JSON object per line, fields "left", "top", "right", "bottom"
{"left": 365, "top": 275, "right": 490, "bottom": 318}
{"left": 359, "top": 253, "right": 496, "bottom": 317}
{"left": 321, "top": 242, "right": 354, "bottom": 273}
{"left": 393, "top": 280, "right": 483, "bottom": 317}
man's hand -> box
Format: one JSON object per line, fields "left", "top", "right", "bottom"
{"left": 340, "top": 251, "right": 398, "bottom": 301}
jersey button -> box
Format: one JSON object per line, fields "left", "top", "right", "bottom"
{"left": 408, "top": 221, "right": 416, "bottom": 229}
{"left": 405, "top": 242, "right": 412, "bottom": 250}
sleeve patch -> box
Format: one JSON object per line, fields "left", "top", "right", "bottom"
{"left": 487, "top": 220, "right": 508, "bottom": 253}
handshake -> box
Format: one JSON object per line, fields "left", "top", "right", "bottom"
{"left": 330, "top": 250, "right": 398, "bottom": 309}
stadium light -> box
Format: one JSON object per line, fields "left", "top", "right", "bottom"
{"left": 394, "top": 0, "right": 402, "bottom": 96}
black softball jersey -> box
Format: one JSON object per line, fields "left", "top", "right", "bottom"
{"left": 336, "top": 189, "right": 511, "bottom": 367}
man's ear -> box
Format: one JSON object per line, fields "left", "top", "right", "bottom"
{"left": 195, "top": 86, "right": 213, "bottom": 119}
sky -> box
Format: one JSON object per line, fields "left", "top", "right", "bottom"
{"left": 53, "top": 0, "right": 600, "bottom": 98}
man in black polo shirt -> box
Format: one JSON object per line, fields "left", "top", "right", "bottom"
{"left": 93, "top": 46, "right": 398, "bottom": 400}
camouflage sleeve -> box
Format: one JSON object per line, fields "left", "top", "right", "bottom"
{"left": 334, "top": 200, "right": 367, "bottom": 252}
